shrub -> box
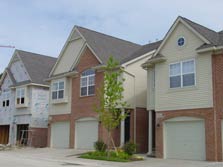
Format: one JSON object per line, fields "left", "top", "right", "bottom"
{"left": 94, "top": 140, "right": 107, "bottom": 152}
{"left": 122, "top": 141, "right": 136, "bottom": 155}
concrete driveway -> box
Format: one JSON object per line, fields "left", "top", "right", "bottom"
{"left": 0, "top": 148, "right": 222, "bottom": 167}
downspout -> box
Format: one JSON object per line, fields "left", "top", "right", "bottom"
{"left": 123, "top": 70, "right": 136, "bottom": 143}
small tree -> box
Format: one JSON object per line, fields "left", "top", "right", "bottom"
{"left": 95, "top": 56, "right": 129, "bottom": 156}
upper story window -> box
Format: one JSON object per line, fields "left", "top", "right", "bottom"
{"left": 80, "top": 69, "right": 95, "bottom": 96}
{"left": 2, "top": 90, "right": 10, "bottom": 107}
{"left": 16, "top": 88, "right": 25, "bottom": 105}
{"left": 52, "top": 81, "right": 64, "bottom": 100}
{"left": 177, "top": 37, "right": 185, "bottom": 46}
{"left": 169, "top": 59, "right": 195, "bottom": 88}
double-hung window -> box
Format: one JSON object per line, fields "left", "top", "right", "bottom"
{"left": 169, "top": 59, "right": 195, "bottom": 88}
{"left": 52, "top": 81, "right": 64, "bottom": 100}
{"left": 2, "top": 91, "right": 10, "bottom": 107}
{"left": 16, "top": 88, "right": 25, "bottom": 105}
{"left": 80, "top": 69, "right": 95, "bottom": 96}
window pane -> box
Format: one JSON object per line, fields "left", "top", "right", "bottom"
{"left": 21, "top": 97, "right": 25, "bottom": 104}
{"left": 170, "top": 63, "right": 180, "bottom": 76}
{"left": 52, "top": 83, "right": 58, "bottom": 91}
{"left": 88, "top": 86, "right": 95, "bottom": 95}
{"left": 58, "top": 90, "right": 64, "bottom": 99}
{"left": 82, "top": 69, "right": 95, "bottom": 76}
{"left": 59, "top": 82, "right": 64, "bottom": 90}
{"left": 6, "top": 100, "right": 9, "bottom": 106}
{"left": 52, "top": 91, "right": 57, "bottom": 100}
{"left": 183, "top": 60, "right": 194, "bottom": 74}
{"left": 89, "top": 76, "right": 95, "bottom": 86}
{"left": 2, "top": 101, "right": 5, "bottom": 107}
{"left": 17, "top": 98, "right": 20, "bottom": 105}
{"left": 81, "top": 77, "right": 87, "bottom": 87}
{"left": 16, "top": 89, "right": 20, "bottom": 97}
{"left": 170, "top": 76, "right": 181, "bottom": 88}
{"left": 21, "top": 89, "right": 25, "bottom": 97}
{"left": 81, "top": 87, "right": 87, "bottom": 96}
{"left": 183, "top": 74, "right": 195, "bottom": 86}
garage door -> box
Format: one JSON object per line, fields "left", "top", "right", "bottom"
{"left": 164, "top": 117, "right": 205, "bottom": 160}
{"left": 75, "top": 118, "right": 98, "bottom": 149}
{"left": 51, "top": 122, "right": 70, "bottom": 148}
{"left": 0, "top": 125, "right": 10, "bottom": 144}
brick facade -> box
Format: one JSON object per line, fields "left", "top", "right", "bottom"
{"left": 29, "top": 127, "right": 48, "bottom": 147}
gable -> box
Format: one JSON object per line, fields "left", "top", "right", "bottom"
{"left": 10, "top": 56, "right": 30, "bottom": 83}
{"left": 75, "top": 47, "right": 101, "bottom": 73}
{"left": 159, "top": 22, "right": 204, "bottom": 61}
{"left": 1, "top": 73, "right": 12, "bottom": 90}
{"left": 52, "top": 30, "right": 86, "bottom": 76}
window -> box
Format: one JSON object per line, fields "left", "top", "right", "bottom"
{"left": 177, "top": 37, "right": 185, "bottom": 46}
{"left": 80, "top": 69, "right": 95, "bottom": 96}
{"left": 2, "top": 91, "right": 10, "bottom": 107}
{"left": 52, "top": 81, "right": 64, "bottom": 100}
{"left": 16, "top": 88, "right": 25, "bottom": 105}
{"left": 169, "top": 59, "right": 195, "bottom": 88}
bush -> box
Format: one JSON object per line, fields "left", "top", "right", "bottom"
{"left": 94, "top": 140, "right": 107, "bottom": 152}
{"left": 122, "top": 141, "right": 136, "bottom": 155}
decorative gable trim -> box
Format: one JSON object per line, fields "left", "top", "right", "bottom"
{"left": 49, "top": 26, "right": 103, "bottom": 77}
{"left": 154, "top": 17, "right": 211, "bottom": 57}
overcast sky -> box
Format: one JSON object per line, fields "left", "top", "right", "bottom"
{"left": 1, "top": 0, "right": 223, "bottom": 72}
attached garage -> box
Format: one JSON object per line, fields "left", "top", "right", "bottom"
{"left": 0, "top": 125, "right": 10, "bottom": 144}
{"left": 51, "top": 122, "right": 70, "bottom": 148}
{"left": 164, "top": 117, "right": 205, "bottom": 161}
{"left": 75, "top": 117, "right": 98, "bottom": 149}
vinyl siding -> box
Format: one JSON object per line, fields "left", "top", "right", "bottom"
{"left": 154, "top": 22, "right": 213, "bottom": 111}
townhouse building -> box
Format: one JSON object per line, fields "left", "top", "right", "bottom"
{"left": 0, "top": 50, "right": 56, "bottom": 147}
{"left": 142, "top": 16, "right": 223, "bottom": 161}
{"left": 47, "top": 26, "right": 160, "bottom": 153}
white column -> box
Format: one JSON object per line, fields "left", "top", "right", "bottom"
{"left": 148, "top": 110, "right": 153, "bottom": 155}
{"left": 120, "top": 110, "right": 125, "bottom": 147}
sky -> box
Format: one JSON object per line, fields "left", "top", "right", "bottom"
{"left": 1, "top": 0, "right": 223, "bottom": 72}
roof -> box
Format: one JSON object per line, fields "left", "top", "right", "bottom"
{"left": 180, "top": 16, "right": 223, "bottom": 49}
{"left": 16, "top": 50, "right": 57, "bottom": 85}
{"left": 122, "top": 40, "right": 162, "bottom": 63}
{"left": 76, "top": 26, "right": 141, "bottom": 64}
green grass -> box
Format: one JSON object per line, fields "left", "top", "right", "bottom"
{"left": 79, "top": 151, "right": 131, "bottom": 162}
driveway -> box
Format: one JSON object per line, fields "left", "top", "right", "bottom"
{"left": 0, "top": 148, "right": 222, "bottom": 167}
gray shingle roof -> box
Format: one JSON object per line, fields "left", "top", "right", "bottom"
{"left": 181, "top": 17, "right": 223, "bottom": 49}
{"left": 76, "top": 26, "right": 141, "bottom": 64}
{"left": 122, "top": 40, "right": 162, "bottom": 63}
{"left": 17, "top": 50, "right": 57, "bottom": 85}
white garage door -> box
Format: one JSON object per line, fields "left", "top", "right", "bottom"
{"left": 51, "top": 122, "right": 70, "bottom": 148}
{"left": 164, "top": 117, "right": 205, "bottom": 160}
{"left": 75, "top": 118, "right": 98, "bottom": 149}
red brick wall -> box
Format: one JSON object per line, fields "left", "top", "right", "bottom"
{"left": 71, "top": 47, "right": 121, "bottom": 148}
{"left": 29, "top": 127, "right": 48, "bottom": 147}
{"left": 212, "top": 53, "right": 223, "bottom": 161}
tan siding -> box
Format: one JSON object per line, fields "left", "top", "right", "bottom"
{"left": 53, "top": 38, "right": 85, "bottom": 75}
{"left": 154, "top": 22, "right": 213, "bottom": 111}
{"left": 49, "top": 77, "right": 72, "bottom": 115}
{"left": 124, "top": 56, "right": 149, "bottom": 108}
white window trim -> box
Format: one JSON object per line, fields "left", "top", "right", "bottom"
{"left": 169, "top": 59, "right": 196, "bottom": 88}
{"left": 16, "top": 87, "right": 26, "bottom": 105}
{"left": 80, "top": 72, "right": 95, "bottom": 97}
{"left": 51, "top": 79, "right": 65, "bottom": 100}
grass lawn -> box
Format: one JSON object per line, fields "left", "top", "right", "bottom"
{"left": 79, "top": 151, "right": 131, "bottom": 162}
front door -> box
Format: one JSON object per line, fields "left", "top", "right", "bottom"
{"left": 124, "top": 113, "right": 130, "bottom": 143}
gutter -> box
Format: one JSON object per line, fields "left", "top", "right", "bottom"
{"left": 197, "top": 46, "right": 223, "bottom": 53}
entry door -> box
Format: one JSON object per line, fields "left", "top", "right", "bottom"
{"left": 124, "top": 113, "right": 130, "bottom": 143}
{"left": 0, "top": 125, "right": 10, "bottom": 144}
